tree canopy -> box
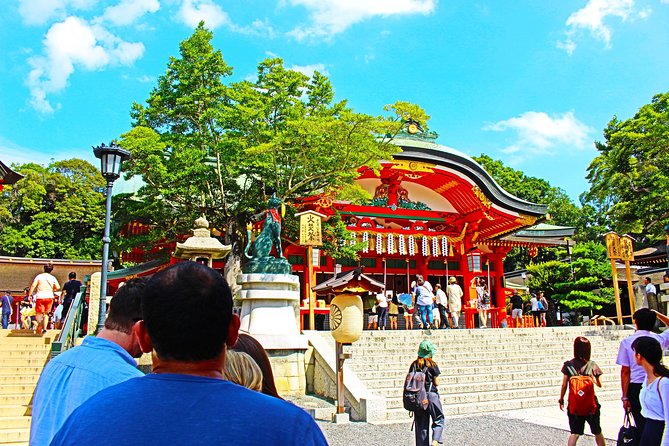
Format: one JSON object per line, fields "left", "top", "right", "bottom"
{"left": 118, "top": 22, "right": 428, "bottom": 255}
{"left": 0, "top": 159, "right": 105, "bottom": 259}
{"left": 583, "top": 91, "right": 669, "bottom": 242}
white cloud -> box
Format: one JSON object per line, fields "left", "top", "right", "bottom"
{"left": 288, "top": 63, "right": 329, "bottom": 77}
{"left": 286, "top": 0, "right": 436, "bottom": 40}
{"left": 26, "top": 16, "right": 145, "bottom": 114}
{"left": 17, "top": 0, "right": 95, "bottom": 26}
{"left": 177, "top": 0, "right": 230, "bottom": 29}
{"left": 101, "top": 0, "right": 160, "bottom": 27}
{"left": 556, "top": 0, "right": 660, "bottom": 53}
{"left": 484, "top": 111, "right": 594, "bottom": 158}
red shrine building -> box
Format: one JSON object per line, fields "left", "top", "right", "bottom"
{"left": 283, "top": 131, "right": 571, "bottom": 324}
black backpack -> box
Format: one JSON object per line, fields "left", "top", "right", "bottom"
{"left": 403, "top": 365, "right": 429, "bottom": 411}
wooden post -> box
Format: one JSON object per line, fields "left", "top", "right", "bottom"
{"left": 611, "top": 258, "right": 623, "bottom": 325}
{"left": 625, "top": 260, "right": 635, "bottom": 317}
{"left": 336, "top": 342, "right": 345, "bottom": 414}
{"left": 307, "top": 245, "right": 315, "bottom": 330}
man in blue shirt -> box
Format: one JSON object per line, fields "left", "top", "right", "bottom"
{"left": 51, "top": 262, "right": 328, "bottom": 446}
{"left": 1, "top": 290, "right": 12, "bottom": 329}
{"left": 30, "top": 278, "right": 146, "bottom": 446}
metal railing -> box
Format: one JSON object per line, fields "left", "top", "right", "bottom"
{"left": 50, "top": 286, "right": 87, "bottom": 359}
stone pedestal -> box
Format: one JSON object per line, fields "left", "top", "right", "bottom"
{"left": 237, "top": 273, "right": 308, "bottom": 395}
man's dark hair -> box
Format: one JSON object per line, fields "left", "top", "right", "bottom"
{"left": 633, "top": 308, "right": 657, "bottom": 331}
{"left": 644, "top": 277, "right": 651, "bottom": 284}
{"left": 104, "top": 277, "right": 146, "bottom": 334}
{"left": 44, "top": 263, "right": 54, "bottom": 273}
{"left": 142, "top": 262, "right": 233, "bottom": 362}
{"left": 68, "top": 271, "right": 76, "bottom": 279}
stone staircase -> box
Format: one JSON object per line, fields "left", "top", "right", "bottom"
{"left": 343, "top": 326, "right": 632, "bottom": 422}
{"left": 0, "top": 330, "right": 56, "bottom": 445}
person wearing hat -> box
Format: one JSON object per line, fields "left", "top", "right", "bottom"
{"left": 409, "top": 340, "right": 444, "bottom": 446}
{"left": 446, "top": 277, "right": 463, "bottom": 329}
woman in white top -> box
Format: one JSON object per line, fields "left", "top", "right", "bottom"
{"left": 476, "top": 279, "right": 489, "bottom": 329}
{"left": 633, "top": 336, "right": 669, "bottom": 446}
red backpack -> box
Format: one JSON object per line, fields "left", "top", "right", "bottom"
{"left": 566, "top": 361, "right": 598, "bottom": 416}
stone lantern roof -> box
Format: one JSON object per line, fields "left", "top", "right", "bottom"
{"left": 173, "top": 217, "right": 231, "bottom": 264}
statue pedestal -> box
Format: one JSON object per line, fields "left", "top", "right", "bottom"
{"left": 237, "top": 273, "right": 307, "bottom": 395}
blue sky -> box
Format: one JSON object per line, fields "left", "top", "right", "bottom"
{"left": 1, "top": 0, "right": 668, "bottom": 202}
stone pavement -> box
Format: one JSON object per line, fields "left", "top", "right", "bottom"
{"left": 499, "top": 399, "right": 625, "bottom": 442}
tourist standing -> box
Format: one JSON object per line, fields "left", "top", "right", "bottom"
{"left": 434, "top": 284, "right": 448, "bottom": 329}
{"left": 389, "top": 295, "right": 399, "bottom": 330}
{"left": 60, "top": 272, "right": 82, "bottom": 323}
{"left": 538, "top": 291, "right": 549, "bottom": 327}
{"left": 509, "top": 290, "right": 524, "bottom": 328}
{"left": 232, "top": 333, "right": 282, "bottom": 399}
{"left": 50, "top": 262, "right": 328, "bottom": 446}
{"left": 1, "top": 290, "right": 12, "bottom": 329}
{"left": 645, "top": 278, "right": 659, "bottom": 312}
{"left": 476, "top": 279, "right": 489, "bottom": 328}
{"left": 224, "top": 350, "right": 263, "bottom": 392}
{"left": 414, "top": 278, "right": 435, "bottom": 329}
{"left": 446, "top": 277, "right": 463, "bottom": 329}
{"left": 558, "top": 336, "right": 606, "bottom": 446}
{"left": 376, "top": 291, "right": 388, "bottom": 330}
{"left": 28, "top": 264, "right": 60, "bottom": 334}
{"left": 617, "top": 308, "right": 669, "bottom": 434}
{"left": 530, "top": 293, "right": 541, "bottom": 328}
{"left": 632, "top": 336, "right": 669, "bottom": 446}
{"left": 30, "top": 278, "right": 147, "bottom": 446}
{"left": 408, "top": 340, "right": 444, "bottom": 446}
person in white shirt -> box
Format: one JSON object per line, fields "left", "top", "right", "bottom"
{"left": 617, "top": 308, "right": 669, "bottom": 433}
{"left": 632, "top": 336, "right": 669, "bottom": 446}
{"left": 434, "top": 284, "right": 448, "bottom": 329}
{"left": 376, "top": 291, "right": 388, "bottom": 330}
{"left": 446, "top": 277, "right": 463, "bottom": 329}
{"left": 645, "top": 277, "right": 659, "bottom": 312}
{"left": 28, "top": 264, "right": 60, "bottom": 334}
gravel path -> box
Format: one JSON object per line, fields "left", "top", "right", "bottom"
{"left": 317, "top": 415, "right": 616, "bottom": 446}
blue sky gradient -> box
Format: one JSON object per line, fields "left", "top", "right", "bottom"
{"left": 1, "top": 0, "right": 668, "bottom": 201}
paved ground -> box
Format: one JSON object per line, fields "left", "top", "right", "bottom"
{"left": 314, "top": 401, "right": 624, "bottom": 446}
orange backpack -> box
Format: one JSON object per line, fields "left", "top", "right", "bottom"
{"left": 566, "top": 361, "right": 598, "bottom": 416}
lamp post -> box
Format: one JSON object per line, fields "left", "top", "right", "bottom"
{"left": 93, "top": 142, "right": 130, "bottom": 333}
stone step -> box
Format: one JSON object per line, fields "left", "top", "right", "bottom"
{"left": 383, "top": 386, "right": 620, "bottom": 409}
{"left": 0, "top": 428, "right": 29, "bottom": 444}
{"left": 0, "top": 376, "right": 40, "bottom": 386}
{"left": 0, "top": 358, "right": 48, "bottom": 367}
{"left": 0, "top": 366, "right": 44, "bottom": 376}
{"left": 368, "top": 373, "right": 620, "bottom": 395}
{"left": 0, "top": 350, "right": 51, "bottom": 360}
{"left": 0, "top": 394, "right": 33, "bottom": 406}
{"left": 349, "top": 350, "right": 620, "bottom": 365}
{"left": 351, "top": 359, "right": 605, "bottom": 375}
{"left": 0, "top": 417, "right": 31, "bottom": 430}
{"left": 384, "top": 390, "right": 621, "bottom": 420}
{"left": 0, "top": 385, "right": 38, "bottom": 396}
{"left": 0, "top": 405, "right": 31, "bottom": 417}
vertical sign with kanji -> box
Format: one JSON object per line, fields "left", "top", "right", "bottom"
{"left": 299, "top": 212, "right": 324, "bottom": 246}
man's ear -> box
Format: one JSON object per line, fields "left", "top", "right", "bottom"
{"left": 133, "top": 320, "right": 153, "bottom": 353}
{"left": 226, "top": 314, "right": 240, "bottom": 348}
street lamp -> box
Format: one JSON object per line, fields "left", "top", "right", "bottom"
{"left": 93, "top": 142, "right": 130, "bottom": 333}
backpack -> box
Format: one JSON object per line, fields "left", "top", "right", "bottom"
{"left": 482, "top": 292, "right": 490, "bottom": 305}
{"left": 403, "top": 365, "right": 429, "bottom": 412}
{"left": 537, "top": 299, "right": 545, "bottom": 311}
{"left": 566, "top": 361, "right": 598, "bottom": 416}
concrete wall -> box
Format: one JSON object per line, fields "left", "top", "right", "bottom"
{"left": 0, "top": 255, "right": 101, "bottom": 294}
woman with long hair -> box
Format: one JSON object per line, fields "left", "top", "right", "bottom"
{"left": 558, "top": 336, "right": 605, "bottom": 446}
{"left": 409, "top": 340, "right": 444, "bottom": 446}
{"left": 231, "top": 333, "right": 282, "bottom": 399}
{"left": 632, "top": 336, "right": 669, "bottom": 446}
{"left": 476, "top": 279, "right": 489, "bottom": 329}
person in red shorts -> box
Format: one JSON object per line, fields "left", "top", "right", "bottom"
{"left": 28, "top": 264, "right": 60, "bottom": 334}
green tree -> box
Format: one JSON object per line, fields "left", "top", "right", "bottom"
{"left": 526, "top": 241, "right": 614, "bottom": 322}
{"left": 118, "top": 23, "right": 427, "bottom": 259}
{"left": 583, "top": 91, "right": 669, "bottom": 242}
{"left": 0, "top": 159, "right": 105, "bottom": 259}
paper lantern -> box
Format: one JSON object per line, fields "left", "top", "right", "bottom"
{"left": 330, "top": 293, "right": 364, "bottom": 343}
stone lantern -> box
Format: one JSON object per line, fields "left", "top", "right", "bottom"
{"left": 173, "top": 217, "right": 232, "bottom": 267}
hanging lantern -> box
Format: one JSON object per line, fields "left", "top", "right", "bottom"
{"left": 528, "top": 246, "right": 538, "bottom": 258}
{"left": 421, "top": 235, "right": 430, "bottom": 256}
{"left": 441, "top": 236, "right": 448, "bottom": 257}
{"left": 432, "top": 236, "right": 440, "bottom": 257}
{"left": 467, "top": 251, "right": 482, "bottom": 272}
{"left": 330, "top": 293, "right": 363, "bottom": 343}
{"left": 376, "top": 233, "right": 383, "bottom": 253}
{"left": 387, "top": 233, "right": 395, "bottom": 255}
{"left": 362, "top": 232, "right": 369, "bottom": 253}
{"left": 399, "top": 234, "right": 407, "bottom": 255}
{"left": 350, "top": 231, "right": 356, "bottom": 246}
{"left": 408, "top": 235, "right": 416, "bottom": 256}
